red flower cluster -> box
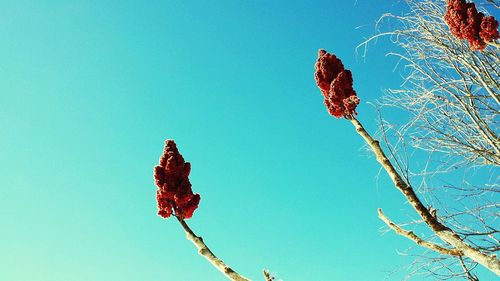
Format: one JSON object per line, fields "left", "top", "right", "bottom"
{"left": 154, "top": 140, "right": 200, "bottom": 219}
{"left": 444, "top": 0, "right": 499, "bottom": 50}
{"left": 314, "top": 49, "right": 360, "bottom": 118}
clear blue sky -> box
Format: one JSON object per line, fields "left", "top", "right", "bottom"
{"left": 1, "top": 1, "right": 493, "bottom": 281}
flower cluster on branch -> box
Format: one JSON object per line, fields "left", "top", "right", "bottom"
{"left": 154, "top": 140, "right": 200, "bottom": 219}
{"left": 444, "top": 0, "right": 499, "bottom": 50}
{"left": 314, "top": 49, "right": 360, "bottom": 118}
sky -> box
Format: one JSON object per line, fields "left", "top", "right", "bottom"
{"left": 0, "top": 1, "right": 497, "bottom": 281}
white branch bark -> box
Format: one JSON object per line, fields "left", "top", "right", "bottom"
{"left": 350, "top": 116, "right": 500, "bottom": 276}
{"left": 176, "top": 217, "right": 251, "bottom": 281}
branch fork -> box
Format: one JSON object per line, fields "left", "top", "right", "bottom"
{"left": 350, "top": 116, "right": 500, "bottom": 276}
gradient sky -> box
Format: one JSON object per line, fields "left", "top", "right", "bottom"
{"left": 1, "top": 1, "right": 497, "bottom": 281}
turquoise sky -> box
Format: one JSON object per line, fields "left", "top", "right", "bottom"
{"left": 1, "top": 1, "right": 496, "bottom": 281}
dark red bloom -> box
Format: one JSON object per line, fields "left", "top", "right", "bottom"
{"left": 314, "top": 49, "right": 360, "bottom": 118}
{"left": 480, "top": 16, "right": 500, "bottom": 43}
{"left": 444, "top": 0, "right": 499, "bottom": 50}
{"left": 154, "top": 140, "right": 200, "bottom": 219}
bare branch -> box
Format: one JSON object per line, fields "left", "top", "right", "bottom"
{"left": 378, "top": 208, "right": 462, "bottom": 256}
{"left": 349, "top": 116, "right": 500, "bottom": 275}
{"left": 458, "top": 256, "right": 479, "bottom": 281}
{"left": 176, "top": 216, "right": 251, "bottom": 281}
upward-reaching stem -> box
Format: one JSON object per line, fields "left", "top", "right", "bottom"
{"left": 175, "top": 216, "right": 251, "bottom": 281}
{"left": 349, "top": 116, "right": 500, "bottom": 276}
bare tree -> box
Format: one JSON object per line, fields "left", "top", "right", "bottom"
{"left": 355, "top": 0, "right": 499, "bottom": 279}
